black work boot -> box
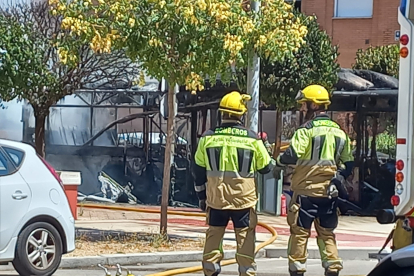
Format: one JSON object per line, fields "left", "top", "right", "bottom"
{"left": 205, "top": 272, "right": 220, "bottom": 276}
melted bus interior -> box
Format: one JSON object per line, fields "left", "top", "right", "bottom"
{"left": 329, "top": 89, "right": 398, "bottom": 216}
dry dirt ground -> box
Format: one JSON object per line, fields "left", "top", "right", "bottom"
{"left": 69, "top": 205, "right": 234, "bottom": 257}
{"left": 67, "top": 229, "right": 235, "bottom": 257}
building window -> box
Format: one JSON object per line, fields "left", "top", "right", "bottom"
{"left": 334, "top": 0, "right": 373, "bottom": 18}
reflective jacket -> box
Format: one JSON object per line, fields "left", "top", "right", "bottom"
{"left": 277, "top": 114, "right": 354, "bottom": 197}
{"left": 193, "top": 119, "right": 273, "bottom": 210}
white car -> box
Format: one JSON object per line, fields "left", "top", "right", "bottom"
{"left": 0, "top": 139, "right": 75, "bottom": 275}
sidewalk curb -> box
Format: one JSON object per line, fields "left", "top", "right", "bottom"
{"left": 60, "top": 250, "right": 266, "bottom": 269}
{"left": 59, "top": 247, "right": 377, "bottom": 268}
{"left": 265, "top": 247, "right": 379, "bottom": 261}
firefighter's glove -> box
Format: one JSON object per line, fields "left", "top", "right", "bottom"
{"left": 329, "top": 173, "right": 349, "bottom": 200}
{"left": 199, "top": 199, "right": 206, "bottom": 212}
{"left": 272, "top": 158, "right": 284, "bottom": 180}
{"left": 327, "top": 183, "right": 339, "bottom": 199}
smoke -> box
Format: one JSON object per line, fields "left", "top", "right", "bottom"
{"left": 0, "top": 99, "right": 23, "bottom": 141}
{"left": 47, "top": 94, "right": 116, "bottom": 146}
{"left": 15, "top": 94, "right": 116, "bottom": 146}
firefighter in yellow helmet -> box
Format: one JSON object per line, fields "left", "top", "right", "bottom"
{"left": 273, "top": 85, "right": 354, "bottom": 276}
{"left": 193, "top": 91, "right": 274, "bottom": 276}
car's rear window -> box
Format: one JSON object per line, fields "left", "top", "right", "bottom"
{"left": 3, "top": 147, "right": 24, "bottom": 167}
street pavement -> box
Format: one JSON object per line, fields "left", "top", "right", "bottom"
{"left": 0, "top": 258, "right": 377, "bottom": 276}
{"left": 0, "top": 205, "right": 387, "bottom": 276}
{"left": 77, "top": 206, "right": 394, "bottom": 249}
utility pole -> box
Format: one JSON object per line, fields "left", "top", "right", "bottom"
{"left": 246, "top": 0, "right": 260, "bottom": 133}
{"left": 245, "top": 0, "right": 262, "bottom": 212}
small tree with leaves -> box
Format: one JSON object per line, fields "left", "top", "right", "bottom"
{"left": 0, "top": 2, "right": 138, "bottom": 157}
{"left": 0, "top": 11, "right": 59, "bottom": 156}
{"left": 54, "top": 0, "right": 308, "bottom": 233}
{"left": 256, "top": 11, "right": 339, "bottom": 157}
{"left": 353, "top": 44, "right": 399, "bottom": 78}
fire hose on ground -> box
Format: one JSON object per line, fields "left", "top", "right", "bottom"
{"left": 78, "top": 203, "right": 278, "bottom": 276}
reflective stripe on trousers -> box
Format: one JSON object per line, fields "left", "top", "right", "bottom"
{"left": 317, "top": 229, "right": 343, "bottom": 272}
{"left": 195, "top": 184, "right": 206, "bottom": 192}
{"left": 203, "top": 209, "right": 257, "bottom": 276}
{"left": 287, "top": 194, "right": 343, "bottom": 273}
{"left": 203, "top": 227, "right": 225, "bottom": 276}
{"left": 202, "top": 256, "right": 222, "bottom": 276}
{"left": 236, "top": 253, "right": 257, "bottom": 275}
{"left": 322, "top": 259, "right": 344, "bottom": 272}
{"left": 289, "top": 260, "right": 307, "bottom": 272}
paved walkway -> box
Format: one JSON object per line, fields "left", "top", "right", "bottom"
{"left": 76, "top": 203, "right": 394, "bottom": 250}
{"left": 0, "top": 259, "right": 376, "bottom": 276}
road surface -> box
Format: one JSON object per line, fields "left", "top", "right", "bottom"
{"left": 0, "top": 258, "right": 377, "bottom": 276}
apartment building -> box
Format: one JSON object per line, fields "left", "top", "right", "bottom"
{"left": 301, "top": 0, "right": 400, "bottom": 67}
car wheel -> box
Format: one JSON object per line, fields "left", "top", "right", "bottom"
{"left": 12, "top": 222, "right": 63, "bottom": 276}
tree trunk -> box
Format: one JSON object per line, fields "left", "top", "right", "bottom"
{"left": 160, "top": 85, "right": 176, "bottom": 234}
{"left": 34, "top": 108, "right": 48, "bottom": 158}
{"left": 272, "top": 110, "right": 282, "bottom": 159}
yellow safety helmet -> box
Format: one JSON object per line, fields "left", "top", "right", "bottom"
{"left": 295, "top": 84, "right": 331, "bottom": 109}
{"left": 219, "top": 91, "right": 252, "bottom": 116}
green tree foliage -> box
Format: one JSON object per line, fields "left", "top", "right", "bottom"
{"left": 0, "top": 13, "right": 60, "bottom": 102}
{"left": 54, "top": 0, "right": 309, "bottom": 233}
{"left": 0, "top": 8, "right": 60, "bottom": 156}
{"left": 259, "top": 11, "right": 339, "bottom": 111}
{"left": 376, "top": 131, "right": 396, "bottom": 158}
{"left": 0, "top": 2, "right": 137, "bottom": 156}
{"left": 54, "top": 0, "right": 308, "bottom": 92}
{"left": 248, "top": 11, "right": 339, "bottom": 156}
{"left": 353, "top": 44, "right": 399, "bottom": 78}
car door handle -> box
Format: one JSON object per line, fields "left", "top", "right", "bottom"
{"left": 12, "top": 191, "right": 28, "bottom": 200}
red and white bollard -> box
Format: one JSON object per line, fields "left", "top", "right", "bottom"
{"left": 281, "top": 194, "right": 287, "bottom": 217}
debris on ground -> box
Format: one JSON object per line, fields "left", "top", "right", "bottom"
{"left": 66, "top": 230, "right": 236, "bottom": 257}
